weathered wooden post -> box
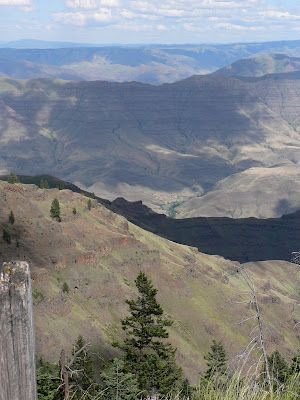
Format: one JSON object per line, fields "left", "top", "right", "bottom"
{"left": 0, "top": 261, "right": 37, "bottom": 400}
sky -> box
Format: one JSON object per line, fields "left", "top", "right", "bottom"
{"left": 1, "top": 0, "right": 300, "bottom": 44}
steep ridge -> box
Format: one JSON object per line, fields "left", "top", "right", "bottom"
{"left": 1, "top": 74, "right": 300, "bottom": 217}
{"left": 213, "top": 54, "right": 300, "bottom": 78}
{"left": 1, "top": 174, "right": 299, "bottom": 263}
{"left": 111, "top": 197, "right": 300, "bottom": 263}
{"left": 0, "top": 180, "right": 300, "bottom": 382}
{"left": 177, "top": 165, "right": 300, "bottom": 218}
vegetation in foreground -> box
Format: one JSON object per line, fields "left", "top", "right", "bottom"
{"left": 37, "top": 272, "right": 300, "bottom": 400}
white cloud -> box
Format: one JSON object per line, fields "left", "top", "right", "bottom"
{"left": 66, "top": 0, "right": 119, "bottom": 9}
{"left": 216, "top": 22, "right": 264, "bottom": 31}
{"left": 260, "top": 10, "right": 300, "bottom": 21}
{"left": 51, "top": 0, "right": 300, "bottom": 40}
{"left": 114, "top": 22, "right": 152, "bottom": 31}
{"left": 0, "top": 0, "right": 31, "bottom": 5}
{"left": 156, "top": 24, "right": 167, "bottom": 31}
{"left": 54, "top": 8, "right": 113, "bottom": 26}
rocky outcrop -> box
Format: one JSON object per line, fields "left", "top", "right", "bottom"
{"left": 0, "top": 262, "right": 37, "bottom": 400}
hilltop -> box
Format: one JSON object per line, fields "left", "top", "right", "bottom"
{"left": 214, "top": 54, "right": 300, "bottom": 78}
{"left": 0, "top": 180, "right": 300, "bottom": 382}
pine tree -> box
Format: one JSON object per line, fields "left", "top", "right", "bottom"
{"left": 62, "top": 282, "right": 69, "bottom": 294}
{"left": 36, "top": 358, "right": 62, "bottom": 400}
{"left": 70, "top": 336, "right": 96, "bottom": 398}
{"left": 267, "top": 351, "right": 289, "bottom": 390}
{"left": 8, "top": 172, "right": 19, "bottom": 184}
{"left": 204, "top": 340, "right": 228, "bottom": 381}
{"left": 181, "top": 378, "right": 193, "bottom": 399}
{"left": 290, "top": 351, "right": 300, "bottom": 374}
{"left": 117, "top": 272, "right": 183, "bottom": 396}
{"left": 87, "top": 199, "right": 92, "bottom": 211}
{"left": 3, "top": 228, "right": 11, "bottom": 244}
{"left": 50, "top": 199, "right": 61, "bottom": 222}
{"left": 9, "top": 210, "right": 15, "bottom": 225}
{"left": 72, "top": 207, "right": 77, "bottom": 215}
{"left": 40, "top": 179, "right": 49, "bottom": 189}
{"left": 101, "top": 358, "right": 140, "bottom": 400}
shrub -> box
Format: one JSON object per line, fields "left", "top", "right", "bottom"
{"left": 8, "top": 172, "right": 19, "bottom": 184}
{"left": 9, "top": 210, "right": 15, "bottom": 225}
{"left": 50, "top": 199, "right": 61, "bottom": 222}
{"left": 62, "top": 282, "right": 69, "bottom": 294}
{"left": 3, "top": 228, "right": 11, "bottom": 244}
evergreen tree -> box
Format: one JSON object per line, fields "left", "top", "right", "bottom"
{"left": 117, "top": 272, "right": 183, "bottom": 396}
{"left": 204, "top": 340, "right": 228, "bottom": 381}
{"left": 3, "top": 228, "right": 11, "bottom": 244}
{"left": 267, "top": 351, "right": 289, "bottom": 390}
{"left": 87, "top": 199, "right": 92, "bottom": 211}
{"left": 50, "top": 199, "right": 61, "bottom": 222}
{"left": 101, "top": 358, "right": 140, "bottom": 400}
{"left": 72, "top": 207, "right": 77, "bottom": 215}
{"left": 8, "top": 172, "right": 19, "bottom": 184}
{"left": 70, "top": 336, "right": 96, "bottom": 398}
{"left": 9, "top": 210, "right": 15, "bottom": 225}
{"left": 62, "top": 282, "right": 69, "bottom": 294}
{"left": 36, "top": 358, "right": 62, "bottom": 400}
{"left": 40, "top": 179, "right": 49, "bottom": 189}
{"left": 290, "top": 351, "right": 300, "bottom": 374}
{"left": 181, "top": 378, "right": 193, "bottom": 399}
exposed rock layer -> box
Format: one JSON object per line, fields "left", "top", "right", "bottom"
{"left": 2, "top": 73, "right": 300, "bottom": 217}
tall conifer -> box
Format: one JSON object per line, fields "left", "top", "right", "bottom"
{"left": 50, "top": 199, "right": 61, "bottom": 222}
{"left": 117, "top": 272, "right": 183, "bottom": 396}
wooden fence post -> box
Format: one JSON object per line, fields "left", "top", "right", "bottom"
{"left": 0, "top": 261, "right": 37, "bottom": 400}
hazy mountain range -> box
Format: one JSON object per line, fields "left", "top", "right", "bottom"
{"left": 2, "top": 40, "right": 300, "bottom": 84}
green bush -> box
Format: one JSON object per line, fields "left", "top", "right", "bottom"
{"left": 50, "top": 199, "right": 61, "bottom": 222}
{"left": 62, "top": 282, "right": 69, "bottom": 294}
{"left": 3, "top": 228, "right": 11, "bottom": 244}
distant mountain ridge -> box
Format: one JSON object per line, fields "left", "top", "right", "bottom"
{"left": 0, "top": 39, "right": 99, "bottom": 49}
{"left": 3, "top": 39, "right": 300, "bottom": 83}
{"left": 214, "top": 53, "right": 300, "bottom": 78}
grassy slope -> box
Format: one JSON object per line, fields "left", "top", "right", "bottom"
{"left": 0, "top": 181, "right": 300, "bottom": 383}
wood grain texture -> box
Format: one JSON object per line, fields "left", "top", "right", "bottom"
{"left": 0, "top": 262, "right": 37, "bottom": 400}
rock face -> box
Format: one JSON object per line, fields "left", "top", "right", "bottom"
{"left": 0, "top": 262, "right": 37, "bottom": 400}
{"left": 2, "top": 73, "right": 300, "bottom": 217}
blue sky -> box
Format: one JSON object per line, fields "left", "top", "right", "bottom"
{"left": 1, "top": 0, "right": 300, "bottom": 44}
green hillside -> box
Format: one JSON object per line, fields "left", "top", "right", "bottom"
{"left": 0, "top": 180, "right": 300, "bottom": 383}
